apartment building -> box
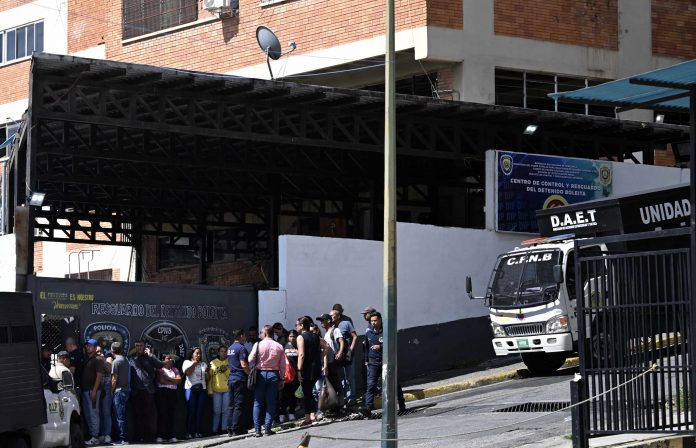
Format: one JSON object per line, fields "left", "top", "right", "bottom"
{"left": 1, "top": 0, "right": 694, "bottom": 283}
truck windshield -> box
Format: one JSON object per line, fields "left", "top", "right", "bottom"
{"left": 489, "top": 249, "right": 561, "bottom": 308}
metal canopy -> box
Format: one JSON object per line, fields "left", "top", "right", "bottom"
{"left": 10, "top": 53, "right": 690, "bottom": 285}
{"left": 551, "top": 59, "right": 696, "bottom": 112}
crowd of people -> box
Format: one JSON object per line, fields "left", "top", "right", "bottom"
{"left": 43, "top": 303, "right": 405, "bottom": 445}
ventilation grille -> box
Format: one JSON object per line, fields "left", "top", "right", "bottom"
{"left": 504, "top": 323, "right": 544, "bottom": 337}
{"left": 495, "top": 401, "right": 571, "bottom": 413}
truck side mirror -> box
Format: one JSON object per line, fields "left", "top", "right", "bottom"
{"left": 466, "top": 276, "right": 472, "bottom": 294}
{"left": 553, "top": 265, "right": 563, "bottom": 284}
{"left": 61, "top": 370, "right": 74, "bottom": 391}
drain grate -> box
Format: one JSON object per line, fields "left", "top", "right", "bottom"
{"left": 494, "top": 401, "right": 571, "bottom": 413}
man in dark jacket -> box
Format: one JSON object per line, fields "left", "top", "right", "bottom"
{"left": 361, "top": 312, "right": 405, "bottom": 416}
{"left": 129, "top": 340, "right": 163, "bottom": 443}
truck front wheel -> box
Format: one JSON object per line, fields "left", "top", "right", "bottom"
{"left": 521, "top": 352, "right": 568, "bottom": 375}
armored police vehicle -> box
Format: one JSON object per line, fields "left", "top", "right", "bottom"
{"left": 0, "top": 292, "right": 82, "bottom": 448}
{"left": 467, "top": 184, "right": 690, "bottom": 375}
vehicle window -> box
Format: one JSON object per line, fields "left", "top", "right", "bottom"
{"left": 490, "top": 250, "right": 562, "bottom": 308}
{"left": 0, "top": 326, "right": 8, "bottom": 343}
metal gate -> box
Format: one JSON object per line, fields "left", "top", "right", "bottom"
{"left": 574, "top": 228, "right": 694, "bottom": 447}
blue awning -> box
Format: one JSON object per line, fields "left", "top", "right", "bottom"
{"left": 550, "top": 59, "right": 696, "bottom": 112}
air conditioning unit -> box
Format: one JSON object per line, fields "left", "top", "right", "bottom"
{"left": 203, "top": 0, "right": 238, "bottom": 17}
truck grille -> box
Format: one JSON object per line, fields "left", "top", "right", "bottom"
{"left": 504, "top": 323, "right": 544, "bottom": 337}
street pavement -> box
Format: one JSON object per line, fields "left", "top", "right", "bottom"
{"left": 108, "top": 356, "right": 691, "bottom": 448}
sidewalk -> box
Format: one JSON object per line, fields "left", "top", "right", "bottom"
{"left": 113, "top": 356, "right": 692, "bottom": 448}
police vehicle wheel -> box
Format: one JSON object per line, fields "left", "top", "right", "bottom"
{"left": 521, "top": 353, "right": 567, "bottom": 376}
{"left": 68, "top": 422, "right": 85, "bottom": 448}
{"left": 7, "top": 435, "right": 28, "bottom": 448}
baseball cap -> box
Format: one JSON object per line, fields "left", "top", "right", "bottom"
{"left": 57, "top": 350, "right": 69, "bottom": 358}
{"left": 41, "top": 343, "right": 51, "bottom": 352}
{"left": 362, "top": 306, "right": 376, "bottom": 314}
{"left": 315, "top": 313, "right": 331, "bottom": 321}
{"left": 86, "top": 338, "right": 98, "bottom": 346}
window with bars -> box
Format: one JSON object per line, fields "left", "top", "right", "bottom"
{"left": 122, "top": 0, "right": 198, "bottom": 39}
{"left": 0, "top": 21, "right": 44, "bottom": 65}
{"left": 495, "top": 69, "right": 615, "bottom": 118}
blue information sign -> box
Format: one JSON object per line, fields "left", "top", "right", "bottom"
{"left": 496, "top": 151, "right": 612, "bottom": 233}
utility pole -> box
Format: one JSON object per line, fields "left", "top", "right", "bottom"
{"left": 382, "top": 0, "right": 397, "bottom": 442}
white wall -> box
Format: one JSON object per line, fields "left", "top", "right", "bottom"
{"left": 259, "top": 223, "right": 522, "bottom": 331}
{"left": 39, "top": 242, "right": 135, "bottom": 282}
{"left": 485, "top": 150, "right": 690, "bottom": 231}
{"left": 0, "top": 234, "right": 16, "bottom": 292}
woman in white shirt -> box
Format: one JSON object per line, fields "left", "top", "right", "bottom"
{"left": 156, "top": 354, "right": 182, "bottom": 443}
{"left": 182, "top": 347, "right": 209, "bottom": 439}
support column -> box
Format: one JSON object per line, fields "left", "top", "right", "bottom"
{"left": 268, "top": 175, "right": 280, "bottom": 287}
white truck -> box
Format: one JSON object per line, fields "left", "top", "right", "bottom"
{"left": 467, "top": 184, "right": 690, "bottom": 375}
{"left": 0, "top": 292, "right": 83, "bottom": 448}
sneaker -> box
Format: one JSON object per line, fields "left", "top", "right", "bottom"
{"left": 195, "top": 433, "right": 203, "bottom": 438}
{"left": 155, "top": 437, "right": 164, "bottom": 443}
{"left": 228, "top": 428, "right": 234, "bottom": 437}
{"left": 278, "top": 415, "right": 286, "bottom": 423}
{"left": 104, "top": 435, "right": 112, "bottom": 444}
{"left": 113, "top": 441, "right": 129, "bottom": 446}
{"left": 288, "top": 413, "right": 296, "bottom": 421}
{"left": 254, "top": 431, "right": 263, "bottom": 438}
{"left": 168, "top": 437, "right": 178, "bottom": 442}
{"left": 185, "top": 434, "right": 192, "bottom": 440}
{"left": 264, "top": 429, "right": 276, "bottom": 436}
{"left": 85, "top": 438, "right": 100, "bottom": 446}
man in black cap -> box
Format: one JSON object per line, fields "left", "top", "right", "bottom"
{"left": 49, "top": 350, "right": 71, "bottom": 389}
{"left": 83, "top": 338, "right": 105, "bottom": 445}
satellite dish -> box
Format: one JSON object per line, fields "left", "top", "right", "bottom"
{"left": 256, "top": 26, "right": 282, "bottom": 60}
{"left": 256, "top": 26, "right": 294, "bottom": 80}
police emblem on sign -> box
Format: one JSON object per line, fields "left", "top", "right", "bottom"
{"left": 598, "top": 164, "right": 612, "bottom": 186}
{"left": 199, "top": 327, "right": 231, "bottom": 363}
{"left": 500, "top": 154, "right": 513, "bottom": 176}
{"left": 141, "top": 321, "right": 189, "bottom": 362}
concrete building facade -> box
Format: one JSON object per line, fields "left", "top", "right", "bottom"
{"left": 1, "top": 0, "right": 694, "bottom": 282}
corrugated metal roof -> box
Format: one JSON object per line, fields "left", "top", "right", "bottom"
{"left": 550, "top": 59, "right": 696, "bottom": 111}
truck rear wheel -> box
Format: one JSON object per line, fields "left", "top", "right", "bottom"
{"left": 521, "top": 353, "right": 567, "bottom": 375}
{"left": 68, "top": 421, "right": 85, "bottom": 448}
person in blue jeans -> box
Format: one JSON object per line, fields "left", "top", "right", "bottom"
{"left": 109, "top": 342, "right": 130, "bottom": 446}
{"left": 248, "top": 325, "right": 286, "bottom": 437}
{"left": 183, "top": 347, "right": 208, "bottom": 439}
{"left": 97, "top": 347, "right": 113, "bottom": 444}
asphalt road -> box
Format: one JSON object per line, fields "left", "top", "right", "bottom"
{"left": 209, "top": 366, "right": 579, "bottom": 448}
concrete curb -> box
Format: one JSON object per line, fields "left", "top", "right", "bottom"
{"left": 593, "top": 435, "right": 695, "bottom": 448}
{"left": 400, "top": 356, "right": 580, "bottom": 403}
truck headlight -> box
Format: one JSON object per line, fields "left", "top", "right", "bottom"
{"left": 490, "top": 322, "right": 506, "bottom": 338}
{"left": 546, "top": 315, "right": 569, "bottom": 334}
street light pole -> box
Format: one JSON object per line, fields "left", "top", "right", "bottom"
{"left": 382, "top": 0, "right": 397, "bottom": 442}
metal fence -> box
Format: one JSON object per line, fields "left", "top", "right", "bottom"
{"left": 574, "top": 228, "right": 693, "bottom": 446}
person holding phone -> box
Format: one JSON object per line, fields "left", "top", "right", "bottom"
{"left": 209, "top": 345, "right": 230, "bottom": 434}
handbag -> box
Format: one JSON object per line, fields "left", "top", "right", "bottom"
{"left": 283, "top": 354, "right": 296, "bottom": 384}
{"left": 294, "top": 384, "right": 304, "bottom": 399}
{"left": 247, "top": 341, "right": 261, "bottom": 391}
{"left": 318, "top": 376, "right": 341, "bottom": 411}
